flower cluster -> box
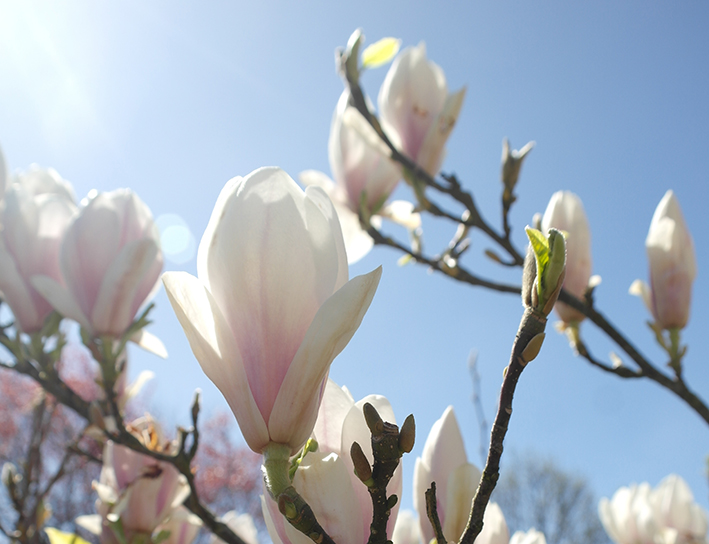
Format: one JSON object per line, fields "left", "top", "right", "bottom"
{"left": 302, "top": 39, "right": 464, "bottom": 262}
{"left": 0, "top": 153, "right": 164, "bottom": 347}
{"left": 599, "top": 474, "right": 708, "bottom": 544}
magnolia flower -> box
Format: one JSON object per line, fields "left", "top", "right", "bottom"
{"left": 301, "top": 91, "right": 418, "bottom": 264}
{"left": 378, "top": 42, "right": 466, "bottom": 177}
{"left": 650, "top": 475, "right": 708, "bottom": 544}
{"left": 392, "top": 510, "right": 423, "bottom": 544}
{"left": 413, "top": 406, "right": 507, "bottom": 544}
{"left": 163, "top": 168, "right": 381, "bottom": 454}
{"left": 510, "top": 529, "right": 547, "bottom": 544}
{"left": 0, "top": 167, "right": 77, "bottom": 333}
{"left": 262, "top": 380, "right": 402, "bottom": 544}
{"left": 77, "top": 421, "right": 190, "bottom": 544}
{"left": 541, "top": 191, "right": 592, "bottom": 323}
{"left": 157, "top": 507, "right": 202, "bottom": 544}
{"left": 33, "top": 188, "right": 164, "bottom": 342}
{"left": 599, "top": 482, "right": 657, "bottom": 544}
{"left": 599, "top": 475, "right": 708, "bottom": 544}
{"left": 630, "top": 191, "right": 696, "bottom": 330}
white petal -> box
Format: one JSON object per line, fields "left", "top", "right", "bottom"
{"left": 130, "top": 330, "right": 168, "bottom": 358}
{"left": 268, "top": 267, "right": 382, "bottom": 452}
{"left": 162, "top": 271, "right": 269, "bottom": 452}
{"left": 91, "top": 238, "right": 159, "bottom": 335}
{"left": 420, "top": 406, "right": 469, "bottom": 524}
{"left": 418, "top": 86, "right": 466, "bottom": 176}
{"left": 476, "top": 503, "right": 510, "bottom": 544}
{"left": 290, "top": 452, "right": 364, "bottom": 544}
{"left": 200, "top": 168, "right": 343, "bottom": 426}
{"left": 629, "top": 279, "right": 653, "bottom": 314}
{"left": 31, "top": 275, "right": 91, "bottom": 331}
{"left": 442, "top": 463, "right": 482, "bottom": 542}
{"left": 312, "top": 379, "right": 355, "bottom": 453}
{"left": 340, "top": 394, "right": 399, "bottom": 541}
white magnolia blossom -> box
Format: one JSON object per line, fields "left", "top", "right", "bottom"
{"left": 599, "top": 474, "right": 708, "bottom": 544}
{"left": 630, "top": 190, "right": 696, "bottom": 330}
{"left": 378, "top": 42, "right": 466, "bottom": 177}
{"left": 33, "top": 188, "right": 165, "bottom": 350}
{"left": 164, "top": 168, "right": 381, "bottom": 454}
{"left": 301, "top": 90, "right": 419, "bottom": 264}
{"left": 262, "top": 380, "right": 402, "bottom": 544}
{"left": 510, "top": 529, "right": 547, "bottom": 544}
{"left": 0, "top": 167, "right": 77, "bottom": 333}
{"left": 392, "top": 510, "right": 423, "bottom": 544}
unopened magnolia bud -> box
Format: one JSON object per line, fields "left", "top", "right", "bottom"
{"left": 343, "top": 28, "right": 364, "bottom": 83}
{"left": 278, "top": 494, "right": 298, "bottom": 520}
{"left": 520, "top": 333, "right": 546, "bottom": 365}
{"left": 363, "top": 402, "right": 384, "bottom": 436}
{"left": 350, "top": 441, "right": 373, "bottom": 485}
{"left": 541, "top": 229, "right": 567, "bottom": 316}
{"left": 521, "top": 244, "right": 537, "bottom": 310}
{"left": 398, "top": 414, "right": 416, "bottom": 454}
{"left": 501, "top": 139, "right": 535, "bottom": 193}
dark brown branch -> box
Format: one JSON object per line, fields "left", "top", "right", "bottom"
{"left": 1, "top": 332, "right": 248, "bottom": 544}
{"left": 367, "top": 226, "right": 520, "bottom": 294}
{"left": 558, "top": 291, "right": 709, "bottom": 425}
{"left": 424, "top": 483, "right": 447, "bottom": 544}
{"left": 460, "top": 307, "right": 548, "bottom": 544}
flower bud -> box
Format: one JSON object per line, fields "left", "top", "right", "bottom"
{"left": 0, "top": 167, "right": 77, "bottom": 333}
{"left": 541, "top": 191, "right": 592, "bottom": 323}
{"left": 33, "top": 189, "right": 162, "bottom": 338}
{"left": 378, "top": 42, "right": 466, "bottom": 177}
{"left": 631, "top": 191, "right": 696, "bottom": 330}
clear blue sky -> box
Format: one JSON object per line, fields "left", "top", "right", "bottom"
{"left": 1, "top": 0, "right": 708, "bottom": 518}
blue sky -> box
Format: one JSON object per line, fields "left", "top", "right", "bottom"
{"left": 1, "top": 0, "right": 708, "bottom": 519}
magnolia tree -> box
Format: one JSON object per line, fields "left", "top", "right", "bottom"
{"left": 0, "top": 28, "right": 706, "bottom": 544}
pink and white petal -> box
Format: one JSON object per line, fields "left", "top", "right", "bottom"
{"left": 332, "top": 201, "right": 373, "bottom": 265}
{"left": 31, "top": 275, "right": 91, "bottom": 331}
{"left": 62, "top": 197, "right": 121, "bottom": 319}
{"left": 299, "top": 170, "right": 343, "bottom": 203}
{"left": 413, "top": 457, "right": 434, "bottom": 544}
{"left": 91, "top": 238, "right": 158, "bottom": 335}
{"left": 312, "top": 379, "right": 355, "bottom": 454}
{"left": 268, "top": 267, "right": 382, "bottom": 452}
{"left": 392, "top": 510, "right": 423, "bottom": 544}
{"left": 476, "top": 503, "right": 510, "bottom": 544}
{"left": 202, "top": 168, "right": 340, "bottom": 424}
{"left": 162, "top": 271, "right": 269, "bottom": 452}
{"left": 418, "top": 87, "right": 466, "bottom": 176}
{"left": 304, "top": 185, "right": 348, "bottom": 291}
{"left": 262, "top": 493, "right": 299, "bottom": 544}
{"left": 290, "top": 452, "right": 364, "bottom": 544}
{"left": 0, "top": 247, "right": 40, "bottom": 332}
{"left": 421, "top": 406, "right": 469, "bottom": 519}
{"left": 442, "top": 463, "right": 482, "bottom": 542}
